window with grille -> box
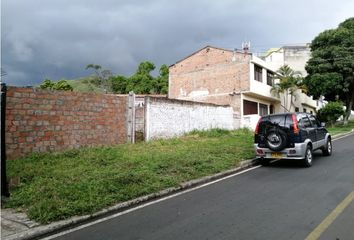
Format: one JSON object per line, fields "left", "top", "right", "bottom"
{"left": 254, "top": 65, "right": 263, "bottom": 82}
{"left": 267, "top": 71, "right": 274, "bottom": 86}
{"left": 259, "top": 103, "right": 268, "bottom": 116}
{"left": 243, "top": 100, "right": 258, "bottom": 115}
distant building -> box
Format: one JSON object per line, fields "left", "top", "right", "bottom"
{"left": 262, "top": 44, "right": 328, "bottom": 111}
{"left": 262, "top": 44, "right": 311, "bottom": 76}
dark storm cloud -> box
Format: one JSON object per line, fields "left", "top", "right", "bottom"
{"left": 1, "top": 0, "right": 353, "bottom": 86}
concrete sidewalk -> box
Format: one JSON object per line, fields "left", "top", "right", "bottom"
{"left": 1, "top": 208, "right": 40, "bottom": 239}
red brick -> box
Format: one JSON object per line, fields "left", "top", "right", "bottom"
{"left": 6, "top": 88, "right": 128, "bottom": 159}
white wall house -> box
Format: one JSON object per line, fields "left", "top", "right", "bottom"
{"left": 241, "top": 54, "right": 317, "bottom": 129}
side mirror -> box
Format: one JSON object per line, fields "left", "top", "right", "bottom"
{"left": 321, "top": 122, "right": 326, "bottom": 127}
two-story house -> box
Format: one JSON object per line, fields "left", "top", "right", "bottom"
{"left": 168, "top": 46, "right": 317, "bottom": 129}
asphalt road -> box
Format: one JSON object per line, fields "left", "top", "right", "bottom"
{"left": 48, "top": 134, "right": 354, "bottom": 240}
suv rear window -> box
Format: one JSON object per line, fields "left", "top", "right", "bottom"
{"left": 258, "top": 114, "right": 293, "bottom": 133}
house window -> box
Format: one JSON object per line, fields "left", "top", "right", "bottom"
{"left": 243, "top": 100, "right": 258, "bottom": 115}
{"left": 303, "top": 108, "right": 307, "bottom": 113}
{"left": 259, "top": 103, "right": 268, "bottom": 116}
{"left": 254, "top": 65, "right": 263, "bottom": 82}
{"left": 267, "top": 71, "right": 273, "bottom": 86}
{"left": 270, "top": 105, "right": 274, "bottom": 114}
{"left": 295, "top": 107, "right": 299, "bottom": 112}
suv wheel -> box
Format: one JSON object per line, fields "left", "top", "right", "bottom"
{"left": 265, "top": 128, "right": 288, "bottom": 151}
{"left": 322, "top": 139, "right": 332, "bottom": 156}
{"left": 303, "top": 145, "right": 313, "bottom": 167}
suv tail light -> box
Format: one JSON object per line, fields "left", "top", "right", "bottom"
{"left": 255, "top": 117, "right": 262, "bottom": 134}
{"left": 256, "top": 149, "right": 264, "bottom": 155}
{"left": 292, "top": 114, "right": 299, "bottom": 134}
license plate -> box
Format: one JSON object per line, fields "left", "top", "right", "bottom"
{"left": 271, "top": 152, "right": 283, "bottom": 158}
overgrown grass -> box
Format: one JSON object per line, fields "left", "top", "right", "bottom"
{"left": 5, "top": 128, "right": 254, "bottom": 224}
{"left": 326, "top": 120, "right": 354, "bottom": 136}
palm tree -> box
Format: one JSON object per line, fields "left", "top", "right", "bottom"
{"left": 271, "top": 65, "right": 307, "bottom": 112}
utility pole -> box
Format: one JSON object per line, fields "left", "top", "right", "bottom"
{"left": 1, "top": 83, "right": 9, "bottom": 198}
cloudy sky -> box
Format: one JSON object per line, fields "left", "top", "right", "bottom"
{"left": 1, "top": 0, "right": 353, "bottom": 86}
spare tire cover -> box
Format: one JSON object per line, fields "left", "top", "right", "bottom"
{"left": 265, "top": 128, "right": 288, "bottom": 151}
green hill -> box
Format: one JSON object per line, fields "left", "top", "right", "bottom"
{"left": 66, "top": 76, "right": 106, "bottom": 93}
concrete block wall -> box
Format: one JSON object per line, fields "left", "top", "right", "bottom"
{"left": 5, "top": 87, "right": 128, "bottom": 159}
{"left": 145, "top": 97, "right": 234, "bottom": 140}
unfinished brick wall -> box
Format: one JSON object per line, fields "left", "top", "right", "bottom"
{"left": 5, "top": 87, "right": 128, "bottom": 160}
{"left": 169, "top": 46, "right": 251, "bottom": 102}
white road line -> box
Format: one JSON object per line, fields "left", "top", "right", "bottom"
{"left": 41, "top": 165, "right": 261, "bottom": 240}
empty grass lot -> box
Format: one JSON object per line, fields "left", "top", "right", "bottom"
{"left": 5, "top": 128, "right": 254, "bottom": 224}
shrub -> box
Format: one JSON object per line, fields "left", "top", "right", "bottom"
{"left": 39, "top": 79, "right": 73, "bottom": 91}
{"left": 317, "top": 101, "right": 345, "bottom": 126}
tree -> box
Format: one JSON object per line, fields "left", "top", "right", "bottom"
{"left": 127, "top": 61, "right": 156, "bottom": 94}
{"left": 271, "top": 65, "right": 306, "bottom": 112}
{"left": 39, "top": 79, "right": 73, "bottom": 91}
{"left": 110, "top": 61, "right": 169, "bottom": 94}
{"left": 111, "top": 75, "right": 128, "bottom": 94}
{"left": 304, "top": 18, "right": 354, "bottom": 124}
{"left": 86, "top": 64, "right": 113, "bottom": 93}
{"left": 154, "top": 64, "right": 169, "bottom": 94}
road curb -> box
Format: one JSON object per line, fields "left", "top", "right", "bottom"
{"left": 332, "top": 129, "right": 354, "bottom": 140}
{"left": 4, "top": 158, "right": 260, "bottom": 240}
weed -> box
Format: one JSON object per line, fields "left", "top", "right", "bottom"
{"left": 5, "top": 128, "right": 254, "bottom": 223}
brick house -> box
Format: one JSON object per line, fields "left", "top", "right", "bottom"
{"left": 168, "top": 46, "right": 317, "bottom": 129}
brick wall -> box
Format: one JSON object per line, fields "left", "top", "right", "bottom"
{"left": 5, "top": 87, "right": 128, "bottom": 160}
{"left": 169, "top": 46, "right": 251, "bottom": 105}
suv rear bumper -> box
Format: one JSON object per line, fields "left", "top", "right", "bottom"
{"left": 254, "top": 142, "right": 307, "bottom": 160}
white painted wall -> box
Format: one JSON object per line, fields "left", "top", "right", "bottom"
{"left": 264, "top": 45, "right": 311, "bottom": 77}
{"left": 241, "top": 94, "right": 276, "bottom": 130}
{"left": 249, "top": 78, "right": 274, "bottom": 99}
{"left": 145, "top": 97, "right": 234, "bottom": 140}
{"left": 264, "top": 49, "right": 284, "bottom": 70}
{"left": 241, "top": 114, "right": 261, "bottom": 130}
